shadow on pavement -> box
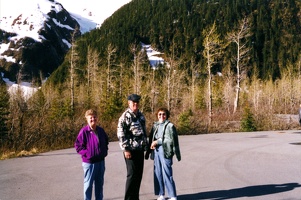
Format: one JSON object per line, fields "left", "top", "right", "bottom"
{"left": 178, "top": 183, "right": 301, "bottom": 200}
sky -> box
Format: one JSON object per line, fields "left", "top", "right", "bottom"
{"left": 57, "top": 0, "right": 132, "bottom": 31}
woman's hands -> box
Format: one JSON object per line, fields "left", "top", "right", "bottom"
{"left": 150, "top": 141, "right": 158, "bottom": 149}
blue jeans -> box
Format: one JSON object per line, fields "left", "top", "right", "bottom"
{"left": 82, "top": 161, "right": 105, "bottom": 200}
{"left": 154, "top": 146, "right": 177, "bottom": 198}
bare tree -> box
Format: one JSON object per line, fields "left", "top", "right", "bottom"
{"left": 86, "top": 46, "right": 93, "bottom": 99}
{"left": 69, "top": 27, "right": 80, "bottom": 112}
{"left": 86, "top": 46, "right": 100, "bottom": 106}
{"left": 227, "top": 17, "right": 251, "bottom": 113}
{"left": 250, "top": 66, "right": 261, "bottom": 113}
{"left": 164, "top": 57, "right": 185, "bottom": 112}
{"left": 117, "top": 61, "right": 126, "bottom": 98}
{"left": 130, "top": 44, "right": 147, "bottom": 94}
{"left": 150, "top": 68, "right": 159, "bottom": 113}
{"left": 202, "top": 22, "right": 223, "bottom": 124}
{"left": 222, "top": 63, "right": 234, "bottom": 115}
{"left": 161, "top": 39, "right": 186, "bottom": 112}
{"left": 9, "top": 87, "right": 27, "bottom": 151}
{"left": 189, "top": 57, "right": 198, "bottom": 111}
{"left": 105, "top": 44, "right": 117, "bottom": 100}
{"left": 165, "top": 61, "right": 173, "bottom": 111}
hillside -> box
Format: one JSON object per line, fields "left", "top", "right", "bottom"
{"left": 52, "top": 0, "right": 301, "bottom": 84}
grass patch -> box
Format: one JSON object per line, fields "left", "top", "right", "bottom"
{"left": 1, "top": 148, "right": 39, "bottom": 160}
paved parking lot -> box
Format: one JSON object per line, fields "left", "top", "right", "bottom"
{"left": 0, "top": 130, "right": 301, "bottom": 200}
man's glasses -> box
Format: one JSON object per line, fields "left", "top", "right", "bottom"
{"left": 158, "top": 113, "right": 166, "bottom": 116}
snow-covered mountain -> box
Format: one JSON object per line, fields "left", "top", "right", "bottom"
{"left": 0, "top": 0, "right": 131, "bottom": 95}
{"left": 0, "top": 0, "right": 132, "bottom": 35}
{"left": 1, "top": 0, "right": 78, "bottom": 82}
{"left": 0, "top": 0, "right": 164, "bottom": 98}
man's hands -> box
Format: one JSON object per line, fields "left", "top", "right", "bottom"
{"left": 124, "top": 151, "right": 131, "bottom": 159}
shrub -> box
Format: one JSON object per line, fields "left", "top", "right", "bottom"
{"left": 240, "top": 106, "right": 257, "bottom": 132}
{"left": 177, "top": 109, "right": 193, "bottom": 135}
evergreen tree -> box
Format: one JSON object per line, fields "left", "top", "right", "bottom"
{"left": 0, "top": 83, "right": 10, "bottom": 148}
{"left": 240, "top": 106, "right": 257, "bottom": 132}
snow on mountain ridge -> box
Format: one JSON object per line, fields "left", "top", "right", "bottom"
{"left": 0, "top": 0, "right": 132, "bottom": 97}
{"left": 0, "top": 0, "right": 65, "bottom": 42}
{"left": 0, "top": 0, "right": 81, "bottom": 91}
{"left": 0, "top": 0, "right": 132, "bottom": 39}
{"left": 0, "top": 0, "right": 165, "bottom": 98}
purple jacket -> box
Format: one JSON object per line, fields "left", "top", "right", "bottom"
{"left": 75, "top": 125, "right": 109, "bottom": 163}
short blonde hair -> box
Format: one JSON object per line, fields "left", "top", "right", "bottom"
{"left": 85, "top": 109, "right": 97, "bottom": 118}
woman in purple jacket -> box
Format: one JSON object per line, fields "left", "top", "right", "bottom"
{"left": 75, "top": 109, "right": 109, "bottom": 200}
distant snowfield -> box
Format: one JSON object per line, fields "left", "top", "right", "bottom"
{"left": 1, "top": 73, "right": 39, "bottom": 99}
{"left": 142, "top": 43, "right": 165, "bottom": 67}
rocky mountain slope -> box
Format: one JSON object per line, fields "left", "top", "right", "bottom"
{"left": 0, "top": 0, "right": 131, "bottom": 85}
{"left": 0, "top": 0, "right": 80, "bottom": 84}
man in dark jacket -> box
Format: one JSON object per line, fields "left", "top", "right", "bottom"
{"left": 75, "top": 109, "right": 109, "bottom": 200}
{"left": 117, "top": 94, "right": 147, "bottom": 200}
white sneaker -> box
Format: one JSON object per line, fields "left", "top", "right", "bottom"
{"left": 157, "top": 195, "right": 165, "bottom": 200}
{"left": 169, "top": 197, "right": 177, "bottom": 200}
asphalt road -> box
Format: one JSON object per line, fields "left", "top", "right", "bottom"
{"left": 0, "top": 130, "right": 301, "bottom": 200}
